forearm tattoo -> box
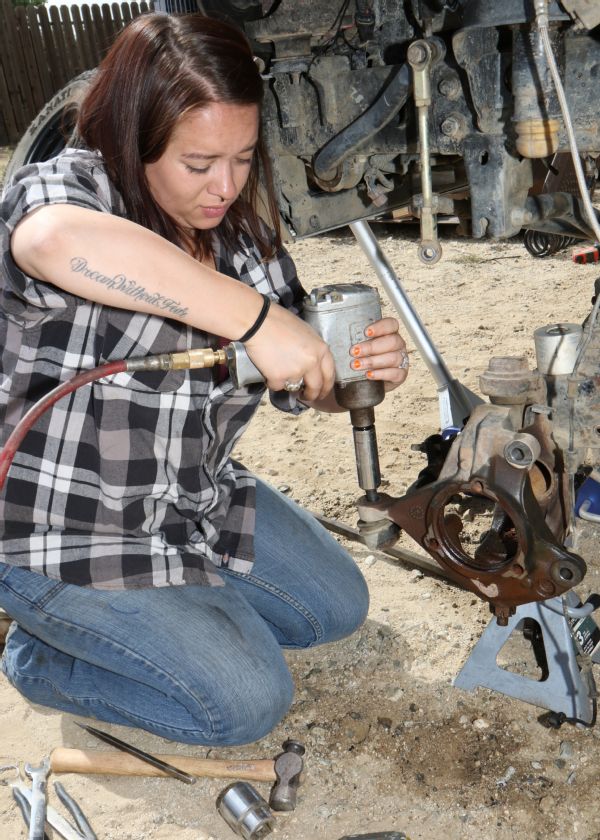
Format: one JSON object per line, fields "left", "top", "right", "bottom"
{"left": 70, "top": 257, "right": 189, "bottom": 317}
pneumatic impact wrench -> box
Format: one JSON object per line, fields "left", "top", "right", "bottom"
{"left": 302, "top": 284, "right": 400, "bottom": 550}
{"left": 302, "top": 283, "right": 385, "bottom": 503}
{"left": 230, "top": 283, "right": 400, "bottom": 550}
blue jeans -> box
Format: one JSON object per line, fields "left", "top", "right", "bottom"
{"left": 0, "top": 480, "right": 368, "bottom": 745}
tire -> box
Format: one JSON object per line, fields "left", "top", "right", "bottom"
{"left": 4, "top": 70, "right": 95, "bottom": 189}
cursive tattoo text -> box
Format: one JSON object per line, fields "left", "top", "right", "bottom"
{"left": 70, "top": 257, "right": 189, "bottom": 318}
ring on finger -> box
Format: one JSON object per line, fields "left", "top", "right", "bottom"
{"left": 284, "top": 378, "right": 304, "bottom": 392}
{"left": 399, "top": 350, "right": 409, "bottom": 370}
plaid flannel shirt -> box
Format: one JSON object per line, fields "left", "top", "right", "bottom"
{"left": 0, "top": 149, "right": 305, "bottom": 589}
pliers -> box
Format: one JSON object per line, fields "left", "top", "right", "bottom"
{"left": 13, "top": 780, "right": 97, "bottom": 840}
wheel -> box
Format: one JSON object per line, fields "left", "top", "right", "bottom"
{"left": 4, "top": 70, "right": 95, "bottom": 189}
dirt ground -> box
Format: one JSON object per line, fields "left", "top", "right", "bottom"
{"left": 1, "top": 145, "right": 600, "bottom": 839}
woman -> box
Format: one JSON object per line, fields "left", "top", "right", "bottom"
{"left": 0, "top": 13, "right": 408, "bottom": 745}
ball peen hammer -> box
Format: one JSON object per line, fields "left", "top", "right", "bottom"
{"left": 51, "top": 738, "right": 306, "bottom": 811}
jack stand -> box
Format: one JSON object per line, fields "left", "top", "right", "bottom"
{"left": 453, "top": 595, "right": 596, "bottom": 725}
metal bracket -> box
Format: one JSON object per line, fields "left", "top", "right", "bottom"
{"left": 453, "top": 595, "right": 595, "bottom": 723}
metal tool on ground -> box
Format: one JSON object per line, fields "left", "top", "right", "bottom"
{"left": 13, "top": 781, "right": 97, "bottom": 840}
{"left": 268, "top": 739, "right": 305, "bottom": 812}
{"left": 216, "top": 781, "right": 275, "bottom": 840}
{"left": 74, "top": 722, "right": 196, "bottom": 784}
{"left": 338, "top": 833, "right": 411, "bottom": 839}
{"left": 24, "top": 757, "right": 50, "bottom": 840}
{"left": 50, "top": 745, "right": 278, "bottom": 782}
{"left": 12, "top": 787, "right": 50, "bottom": 840}
{"left": 0, "top": 762, "right": 20, "bottom": 784}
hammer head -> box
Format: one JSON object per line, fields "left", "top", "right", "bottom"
{"left": 268, "top": 739, "right": 305, "bottom": 812}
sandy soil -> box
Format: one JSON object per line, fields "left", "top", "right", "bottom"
{"left": 1, "top": 146, "right": 600, "bottom": 839}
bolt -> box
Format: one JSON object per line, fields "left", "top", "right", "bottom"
{"left": 537, "top": 580, "right": 556, "bottom": 598}
{"left": 494, "top": 606, "right": 510, "bottom": 627}
{"left": 438, "top": 76, "right": 461, "bottom": 99}
{"left": 441, "top": 116, "right": 461, "bottom": 138}
{"left": 407, "top": 41, "right": 429, "bottom": 67}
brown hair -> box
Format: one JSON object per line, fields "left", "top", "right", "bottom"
{"left": 77, "top": 13, "right": 281, "bottom": 259}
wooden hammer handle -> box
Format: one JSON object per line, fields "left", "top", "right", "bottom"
{"left": 50, "top": 748, "right": 276, "bottom": 781}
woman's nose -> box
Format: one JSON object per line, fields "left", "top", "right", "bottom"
{"left": 207, "top": 164, "right": 237, "bottom": 201}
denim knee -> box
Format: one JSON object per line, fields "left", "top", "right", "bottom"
{"left": 3, "top": 622, "right": 296, "bottom": 747}
{"left": 312, "top": 561, "right": 369, "bottom": 645}
{"left": 181, "top": 659, "right": 296, "bottom": 746}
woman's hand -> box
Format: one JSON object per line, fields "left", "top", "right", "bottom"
{"left": 244, "top": 301, "right": 336, "bottom": 402}
{"left": 346, "top": 316, "right": 409, "bottom": 392}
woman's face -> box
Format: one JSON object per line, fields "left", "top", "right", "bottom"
{"left": 144, "top": 101, "right": 260, "bottom": 231}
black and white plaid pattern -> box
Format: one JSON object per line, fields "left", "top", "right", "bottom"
{"left": 0, "top": 150, "right": 305, "bottom": 589}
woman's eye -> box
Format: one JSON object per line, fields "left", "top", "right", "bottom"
{"left": 185, "top": 164, "right": 209, "bottom": 174}
{"left": 237, "top": 158, "right": 253, "bottom": 166}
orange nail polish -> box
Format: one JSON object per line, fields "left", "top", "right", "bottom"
{"left": 366, "top": 371, "right": 373, "bottom": 378}
{"left": 352, "top": 360, "right": 361, "bottom": 369}
{"left": 365, "top": 328, "right": 373, "bottom": 337}
{"left": 352, "top": 346, "right": 361, "bottom": 356}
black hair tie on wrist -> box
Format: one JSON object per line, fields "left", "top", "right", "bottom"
{"left": 239, "top": 294, "right": 271, "bottom": 343}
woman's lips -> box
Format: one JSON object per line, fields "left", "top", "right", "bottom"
{"left": 201, "top": 204, "right": 229, "bottom": 218}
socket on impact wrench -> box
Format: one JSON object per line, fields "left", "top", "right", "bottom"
{"left": 216, "top": 781, "right": 275, "bottom": 839}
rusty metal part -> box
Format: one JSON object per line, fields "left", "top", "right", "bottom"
{"left": 357, "top": 404, "right": 585, "bottom": 623}
{"left": 479, "top": 356, "right": 545, "bottom": 406}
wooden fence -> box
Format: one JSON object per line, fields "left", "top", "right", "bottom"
{"left": 0, "top": 0, "right": 152, "bottom": 145}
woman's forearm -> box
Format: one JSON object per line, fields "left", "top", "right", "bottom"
{"left": 10, "top": 204, "right": 264, "bottom": 340}
{"left": 10, "top": 204, "right": 337, "bottom": 400}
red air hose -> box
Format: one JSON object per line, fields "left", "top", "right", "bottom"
{"left": 0, "top": 361, "right": 126, "bottom": 492}
{"left": 0, "top": 345, "right": 231, "bottom": 493}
